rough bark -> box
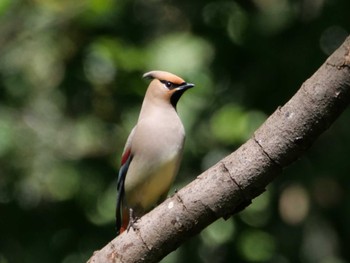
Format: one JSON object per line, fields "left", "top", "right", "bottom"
{"left": 88, "top": 36, "right": 350, "bottom": 263}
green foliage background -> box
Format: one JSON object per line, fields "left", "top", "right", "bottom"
{"left": 0, "top": 0, "right": 349, "bottom": 262}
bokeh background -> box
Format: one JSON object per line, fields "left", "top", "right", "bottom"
{"left": 0, "top": 0, "right": 349, "bottom": 262}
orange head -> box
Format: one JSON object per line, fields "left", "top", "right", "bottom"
{"left": 143, "top": 70, "right": 194, "bottom": 108}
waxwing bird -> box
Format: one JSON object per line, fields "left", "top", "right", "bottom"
{"left": 116, "top": 70, "right": 194, "bottom": 235}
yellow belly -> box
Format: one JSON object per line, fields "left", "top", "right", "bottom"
{"left": 124, "top": 157, "right": 179, "bottom": 214}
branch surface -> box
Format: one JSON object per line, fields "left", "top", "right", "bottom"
{"left": 88, "top": 36, "right": 350, "bottom": 263}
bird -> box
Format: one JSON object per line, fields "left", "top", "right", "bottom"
{"left": 116, "top": 70, "right": 194, "bottom": 235}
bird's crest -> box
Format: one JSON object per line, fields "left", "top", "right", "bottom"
{"left": 143, "top": 70, "right": 185, "bottom": 85}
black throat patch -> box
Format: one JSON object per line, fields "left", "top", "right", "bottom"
{"left": 170, "top": 89, "right": 186, "bottom": 109}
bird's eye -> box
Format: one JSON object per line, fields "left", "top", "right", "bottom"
{"left": 161, "top": 80, "right": 174, "bottom": 89}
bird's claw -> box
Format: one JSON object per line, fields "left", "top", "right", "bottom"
{"left": 127, "top": 208, "right": 139, "bottom": 232}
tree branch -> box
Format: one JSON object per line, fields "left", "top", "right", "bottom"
{"left": 88, "top": 36, "right": 350, "bottom": 263}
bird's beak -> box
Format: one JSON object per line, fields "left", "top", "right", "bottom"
{"left": 177, "top": 82, "right": 195, "bottom": 91}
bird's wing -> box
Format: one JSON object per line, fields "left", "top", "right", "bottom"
{"left": 116, "top": 126, "right": 135, "bottom": 235}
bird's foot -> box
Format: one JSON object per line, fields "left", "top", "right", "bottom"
{"left": 127, "top": 208, "right": 139, "bottom": 232}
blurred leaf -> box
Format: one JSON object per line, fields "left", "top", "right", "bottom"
{"left": 210, "top": 104, "right": 266, "bottom": 144}
{"left": 147, "top": 33, "right": 214, "bottom": 76}
{"left": 210, "top": 104, "right": 247, "bottom": 144}
{"left": 238, "top": 230, "right": 276, "bottom": 262}
{"left": 0, "top": 109, "right": 14, "bottom": 156}
{"left": 253, "top": 0, "right": 295, "bottom": 35}
{"left": 87, "top": 182, "right": 116, "bottom": 225}
{"left": 200, "top": 218, "right": 235, "bottom": 246}
{"left": 0, "top": 0, "right": 12, "bottom": 16}
{"left": 46, "top": 164, "right": 80, "bottom": 201}
{"left": 240, "top": 189, "right": 271, "bottom": 227}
